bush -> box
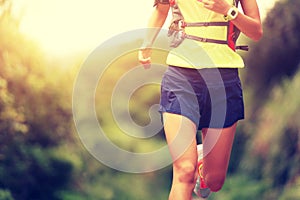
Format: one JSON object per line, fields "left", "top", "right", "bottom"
{"left": 0, "top": 189, "right": 14, "bottom": 200}
{"left": 0, "top": 145, "right": 73, "bottom": 200}
{"left": 209, "top": 175, "right": 270, "bottom": 200}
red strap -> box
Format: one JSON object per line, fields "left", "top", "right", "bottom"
{"left": 227, "top": 21, "right": 235, "bottom": 51}
{"left": 170, "top": 0, "right": 175, "bottom": 6}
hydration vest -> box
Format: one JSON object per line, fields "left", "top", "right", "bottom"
{"left": 153, "top": 0, "right": 246, "bottom": 68}
{"left": 167, "top": 0, "right": 248, "bottom": 51}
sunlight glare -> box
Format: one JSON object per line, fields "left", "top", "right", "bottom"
{"left": 18, "top": 0, "right": 153, "bottom": 55}
{"left": 16, "top": 0, "right": 276, "bottom": 56}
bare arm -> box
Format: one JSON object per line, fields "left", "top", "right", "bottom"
{"left": 139, "top": 3, "right": 170, "bottom": 66}
{"left": 201, "top": 0, "right": 263, "bottom": 41}
{"left": 232, "top": 0, "right": 263, "bottom": 41}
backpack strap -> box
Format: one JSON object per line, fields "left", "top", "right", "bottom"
{"left": 168, "top": 2, "right": 229, "bottom": 47}
{"left": 185, "top": 34, "right": 228, "bottom": 45}
{"left": 182, "top": 21, "right": 230, "bottom": 45}
{"left": 182, "top": 21, "right": 228, "bottom": 27}
{"left": 227, "top": 0, "right": 248, "bottom": 51}
{"left": 167, "top": 0, "right": 248, "bottom": 50}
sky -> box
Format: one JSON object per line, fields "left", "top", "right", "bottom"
{"left": 12, "top": 0, "right": 279, "bottom": 56}
{"left": 13, "top": 0, "right": 155, "bottom": 55}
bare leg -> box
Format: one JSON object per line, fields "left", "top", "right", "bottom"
{"left": 201, "top": 123, "right": 237, "bottom": 192}
{"left": 163, "top": 113, "right": 198, "bottom": 200}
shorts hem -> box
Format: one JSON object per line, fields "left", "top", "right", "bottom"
{"left": 159, "top": 109, "right": 199, "bottom": 127}
{"left": 159, "top": 109, "right": 244, "bottom": 130}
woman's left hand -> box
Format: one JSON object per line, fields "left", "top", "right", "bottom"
{"left": 199, "top": 0, "right": 231, "bottom": 15}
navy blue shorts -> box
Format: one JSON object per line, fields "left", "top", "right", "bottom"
{"left": 159, "top": 66, "right": 245, "bottom": 130}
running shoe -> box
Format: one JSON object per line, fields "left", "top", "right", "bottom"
{"left": 193, "top": 144, "right": 211, "bottom": 198}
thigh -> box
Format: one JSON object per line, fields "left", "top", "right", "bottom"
{"left": 162, "top": 112, "right": 198, "bottom": 163}
{"left": 201, "top": 123, "right": 237, "bottom": 176}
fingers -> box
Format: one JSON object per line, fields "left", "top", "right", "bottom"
{"left": 138, "top": 49, "right": 151, "bottom": 69}
{"left": 201, "top": 0, "right": 213, "bottom": 9}
{"left": 200, "top": 0, "right": 230, "bottom": 14}
{"left": 138, "top": 51, "right": 151, "bottom": 63}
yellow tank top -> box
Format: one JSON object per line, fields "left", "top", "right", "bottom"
{"left": 166, "top": 0, "right": 244, "bottom": 69}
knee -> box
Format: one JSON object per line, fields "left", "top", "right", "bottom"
{"left": 204, "top": 172, "right": 226, "bottom": 192}
{"left": 174, "top": 160, "right": 197, "bottom": 184}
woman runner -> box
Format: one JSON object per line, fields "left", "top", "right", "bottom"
{"left": 138, "top": 0, "right": 262, "bottom": 199}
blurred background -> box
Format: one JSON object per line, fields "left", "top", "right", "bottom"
{"left": 0, "top": 0, "right": 299, "bottom": 199}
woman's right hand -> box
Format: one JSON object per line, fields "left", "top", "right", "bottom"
{"left": 138, "top": 48, "right": 152, "bottom": 69}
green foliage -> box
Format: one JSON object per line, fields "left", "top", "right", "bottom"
{"left": 0, "top": 145, "right": 73, "bottom": 200}
{"left": 245, "top": 0, "right": 300, "bottom": 98}
{"left": 222, "top": 1, "right": 300, "bottom": 199}
{"left": 279, "top": 177, "right": 300, "bottom": 200}
{"left": 240, "top": 69, "right": 300, "bottom": 186}
{"left": 0, "top": 11, "right": 170, "bottom": 198}
{"left": 0, "top": 7, "right": 75, "bottom": 200}
{"left": 0, "top": 189, "right": 14, "bottom": 200}
{"left": 1, "top": 0, "right": 300, "bottom": 199}
{"left": 94, "top": 45, "right": 168, "bottom": 152}
{"left": 210, "top": 175, "right": 270, "bottom": 200}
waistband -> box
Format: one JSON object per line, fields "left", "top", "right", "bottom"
{"left": 167, "top": 65, "right": 239, "bottom": 86}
